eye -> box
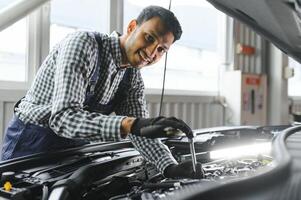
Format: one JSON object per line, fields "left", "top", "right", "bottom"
{"left": 145, "top": 34, "right": 155, "bottom": 43}
{"left": 157, "top": 46, "right": 167, "bottom": 54}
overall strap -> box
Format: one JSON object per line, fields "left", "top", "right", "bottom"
{"left": 85, "top": 68, "right": 133, "bottom": 115}
{"left": 84, "top": 33, "right": 103, "bottom": 105}
{"left": 84, "top": 33, "right": 133, "bottom": 114}
{"left": 110, "top": 68, "right": 133, "bottom": 107}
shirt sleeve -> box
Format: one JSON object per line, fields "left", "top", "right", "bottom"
{"left": 49, "top": 32, "right": 125, "bottom": 142}
{"left": 115, "top": 69, "right": 178, "bottom": 174}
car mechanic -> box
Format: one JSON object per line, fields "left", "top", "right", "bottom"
{"left": 1, "top": 5, "right": 203, "bottom": 179}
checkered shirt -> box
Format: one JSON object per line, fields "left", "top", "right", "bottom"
{"left": 15, "top": 31, "right": 177, "bottom": 174}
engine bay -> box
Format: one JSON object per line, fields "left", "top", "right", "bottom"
{"left": 0, "top": 125, "right": 288, "bottom": 200}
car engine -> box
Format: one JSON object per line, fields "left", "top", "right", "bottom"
{"left": 0, "top": 125, "right": 289, "bottom": 200}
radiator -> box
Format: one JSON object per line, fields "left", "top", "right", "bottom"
{"left": 146, "top": 94, "right": 224, "bottom": 129}
{"left": 291, "top": 99, "right": 301, "bottom": 114}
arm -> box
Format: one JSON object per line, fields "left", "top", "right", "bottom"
{"left": 115, "top": 69, "right": 178, "bottom": 174}
{"left": 49, "top": 32, "right": 126, "bottom": 142}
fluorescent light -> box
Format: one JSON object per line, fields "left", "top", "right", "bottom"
{"left": 210, "top": 142, "right": 271, "bottom": 160}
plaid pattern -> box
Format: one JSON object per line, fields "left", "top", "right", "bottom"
{"left": 15, "top": 31, "right": 177, "bottom": 173}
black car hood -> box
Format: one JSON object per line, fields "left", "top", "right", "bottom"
{"left": 207, "top": 0, "right": 301, "bottom": 63}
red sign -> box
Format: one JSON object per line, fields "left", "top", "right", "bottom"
{"left": 237, "top": 43, "right": 256, "bottom": 55}
{"left": 246, "top": 77, "right": 260, "bottom": 85}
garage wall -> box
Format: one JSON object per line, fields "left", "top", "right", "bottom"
{"left": 0, "top": 93, "right": 224, "bottom": 148}
{"left": 233, "top": 20, "right": 267, "bottom": 74}
{"left": 0, "top": 90, "right": 26, "bottom": 145}
{"left": 291, "top": 97, "right": 301, "bottom": 114}
{"left": 146, "top": 94, "right": 224, "bottom": 129}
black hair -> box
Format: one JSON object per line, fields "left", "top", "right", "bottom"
{"left": 136, "top": 5, "right": 182, "bottom": 42}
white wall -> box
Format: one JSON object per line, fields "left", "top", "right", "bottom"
{"left": 0, "top": 93, "right": 224, "bottom": 149}
{"left": 146, "top": 94, "right": 224, "bottom": 129}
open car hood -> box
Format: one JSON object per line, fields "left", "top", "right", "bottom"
{"left": 207, "top": 0, "right": 301, "bottom": 63}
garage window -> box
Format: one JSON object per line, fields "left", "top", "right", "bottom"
{"left": 0, "top": 19, "right": 27, "bottom": 82}
{"left": 50, "top": 0, "right": 110, "bottom": 49}
{"left": 288, "top": 57, "right": 301, "bottom": 97}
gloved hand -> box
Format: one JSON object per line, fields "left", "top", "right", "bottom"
{"left": 164, "top": 160, "right": 204, "bottom": 179}
{"left": 130, "top": 116, "right": 193, "bottom": 139}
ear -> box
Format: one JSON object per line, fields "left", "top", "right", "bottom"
{"left": 127, "top": 20, "right": 137, "bottom": 34}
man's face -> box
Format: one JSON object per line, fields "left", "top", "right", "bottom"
{"left": 123, "top": 17, "right": 175, "bottom": 68}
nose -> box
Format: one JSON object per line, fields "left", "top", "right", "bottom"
{"left": 146, "top": 43, "right": 159, "bottom": 60}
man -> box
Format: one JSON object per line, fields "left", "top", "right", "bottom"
{"left": 1, "top": 6, "right": 203, "bottom": 178}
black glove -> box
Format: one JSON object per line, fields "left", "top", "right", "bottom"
{"left": 164, "top": 160, "right": 204, "bottom": 179}
{"left": 130, "top": 116, "right": 193, "bottom": 139}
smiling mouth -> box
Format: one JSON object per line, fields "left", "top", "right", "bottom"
{"left": 138, "top": 50, "right": 151, "bottom": 64}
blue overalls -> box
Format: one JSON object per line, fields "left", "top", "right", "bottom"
{"left": 1, "top": 33, "right": 132, "bottom": 161}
